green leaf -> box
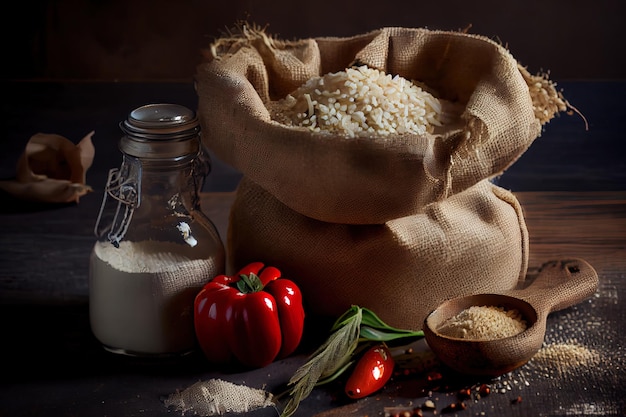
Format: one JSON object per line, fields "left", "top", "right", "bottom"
{"left": 358, "top": 307, "right": 424, "bottom": 342}
{"left": 359, "top": 325, "right": 424, "bottom": 342}
{"left": 329, "top": 305, "right": 361, "bottom": 331}
{"left": 315, "top": 359, "right": 356, "bottom": 386}
{"left": 360, "top": 307, "right": 393, "bottom": 328}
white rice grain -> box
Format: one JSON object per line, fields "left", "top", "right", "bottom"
{"left": 271, "top": 65, "right": 442, "bottom": 138}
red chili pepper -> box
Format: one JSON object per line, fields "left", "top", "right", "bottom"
{"left": 194, "top": 262, "right": 305, "bottom": 368}
{"left": 345, "top": 343, "right": 395, "bottom": 399}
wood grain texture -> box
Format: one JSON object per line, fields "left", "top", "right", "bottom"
{"left": 517, "top": 191, "right": 626, "bottom": 271}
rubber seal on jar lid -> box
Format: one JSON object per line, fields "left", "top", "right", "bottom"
{"left": 119, "top": 103, "right": 201, "bottom": 159}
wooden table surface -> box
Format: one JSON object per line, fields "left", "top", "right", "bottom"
{"left": 0, "top": 81, "right": 624, "bottom": 417}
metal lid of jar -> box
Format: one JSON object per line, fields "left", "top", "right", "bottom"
{"left": 119, "top": 103, "right": 201, "bottom": 159}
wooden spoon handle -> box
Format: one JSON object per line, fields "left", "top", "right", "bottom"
{"left": 507, "top": 258, "right": 598, "bottom": 315}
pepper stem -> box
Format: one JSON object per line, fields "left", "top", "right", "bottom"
{"left": 236, "top": 272, "right": 265, "bottom": 293}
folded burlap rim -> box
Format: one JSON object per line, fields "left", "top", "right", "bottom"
{"left": 196, "top": 26, "right": 568, "bottom": 224}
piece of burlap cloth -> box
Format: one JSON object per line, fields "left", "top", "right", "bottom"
{"left": 0, "top": 132, "right": 95, "bottom": 203}
{"left": 195, "top": 26, "right": 567, "bottom": 330}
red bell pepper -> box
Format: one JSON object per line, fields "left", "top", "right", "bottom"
{"left": 194, "top": 262, "right": 305, "bottom": 368}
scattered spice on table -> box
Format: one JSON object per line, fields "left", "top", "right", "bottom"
{"left": 528, "top": 342, "right": 601, "bottom": 377}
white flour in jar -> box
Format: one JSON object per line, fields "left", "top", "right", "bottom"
{"left": 89, "top": 240, "right": 220, "bottom": 356}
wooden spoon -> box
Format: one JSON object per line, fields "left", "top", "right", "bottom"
{"left": 423, "top": 258, "right": 598, "bottom": 377}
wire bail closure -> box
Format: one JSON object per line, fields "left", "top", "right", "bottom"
{"left": 94, "top": 157, "right": 141, "bottom": 247}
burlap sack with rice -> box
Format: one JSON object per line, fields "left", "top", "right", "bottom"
{"left": 195, "top": 26, "right": 567, "bottom": 330}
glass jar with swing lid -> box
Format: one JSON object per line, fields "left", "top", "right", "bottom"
{"left": 89, "top": 103, "right": 225, "bottom": 357}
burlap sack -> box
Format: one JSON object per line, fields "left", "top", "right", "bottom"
{"left": 195, "top": 26, "right": 566, "bottom": 329}
{"left": 227, "top": 177, "right": 528, "bottom": 330}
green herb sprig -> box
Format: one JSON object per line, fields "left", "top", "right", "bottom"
{"left": 279, "top": 305, "right": 424, "bottom": 417}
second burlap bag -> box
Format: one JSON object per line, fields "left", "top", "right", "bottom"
{"left": 195, "top": 26, "right": 567, "bottom": 329}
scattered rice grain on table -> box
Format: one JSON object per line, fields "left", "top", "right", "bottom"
{"left": 270, "top": 65, "right": 443, "bottom": 138}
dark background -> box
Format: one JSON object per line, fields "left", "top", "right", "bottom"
{"left": 2, "top": 0, "right": 625, "bottom": 82}
{"left": 1, "top": 0, "right": 625, "bottom": 194}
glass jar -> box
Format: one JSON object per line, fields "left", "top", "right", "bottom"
{"left": 89, "top": 103, "right": 225, "bottom": 357}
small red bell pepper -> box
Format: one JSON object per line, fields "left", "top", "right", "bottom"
{"left": 194, "top": 262, "right": 305, "bottom": 368}
{"left": 345, "top": 343, "right": 395, "bottom": 399}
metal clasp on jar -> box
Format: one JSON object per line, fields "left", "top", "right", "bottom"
{"left": 94, "top": 157, "right": 142, "bottom": 248}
